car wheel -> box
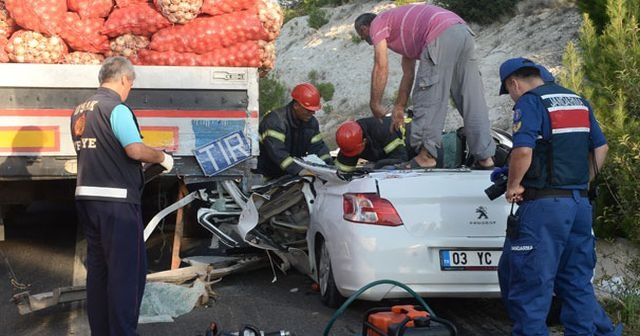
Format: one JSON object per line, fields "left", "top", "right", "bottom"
{"left": 318, "top": 240, "right": 345, "bottom": 308}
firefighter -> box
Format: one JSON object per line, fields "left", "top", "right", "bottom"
{"left": 335, "top": 117, "right": 408, "bottom": 172}
{"left": 497, "top": 57, "right": 620, "bottom": 335}
{"left": 257, "top": 83, "right": 332, "bottom": 179}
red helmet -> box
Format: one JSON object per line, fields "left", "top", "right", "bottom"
{"left": 291, "top": 83, "right": 321, "bottom": 111}
{"left": 336, "top": 121, "right": 365, "bottom": 157}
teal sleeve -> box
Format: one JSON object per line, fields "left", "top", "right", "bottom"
{"left": 110, "top": 104, "right": 142, "bottom": 147}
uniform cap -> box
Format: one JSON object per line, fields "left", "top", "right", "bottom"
{"left": 499, "top": 57, "right": 549, "bottom": 95}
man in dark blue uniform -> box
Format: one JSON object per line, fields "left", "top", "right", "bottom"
{"left": 70, "top": 56, "right": 173, "bottom": 336}
{"left": 257, "top": 83, "right": 332, "bottom": 179}
{"left": 334, "top": 117, "right": 408, "bottom": 172}
{"left": 497, "top": 57, "right": 620, "bottom": 335}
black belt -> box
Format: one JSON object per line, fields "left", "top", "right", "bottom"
{"left": 522, "top": 188, "right": 588, "bottom": 201}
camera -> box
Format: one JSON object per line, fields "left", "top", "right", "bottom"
{"left": 485, "top": 172, "right": 508, "bottom": 200}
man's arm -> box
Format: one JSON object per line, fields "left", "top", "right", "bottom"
{"left": 505, "top": 147, "right": 532, "bottom": 202}
{"left": 370, "top": 39, "right": 389, "bottom": 119}
{"left": 260, "top": 119, "right": 302, "bottom": 175}
{"left": 124, "top": 143, "right": 165, "bottom": 163}
{"left": 391, "top": 56, "right": 416, "bottom": 130}
{"left": 589, "top": 143, "right": 608, "bottom": 181}
{"left": 110, "top": 104, "right": 168, "bottom": 165}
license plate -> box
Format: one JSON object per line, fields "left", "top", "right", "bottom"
{"left": 439, "top": 249, "right": 502, "bottom": 271}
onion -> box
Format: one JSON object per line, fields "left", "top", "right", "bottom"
{"left": 7, "top": 30, "right": 68, "bottom": 63}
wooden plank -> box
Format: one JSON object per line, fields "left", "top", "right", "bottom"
{"left": 170, "top": 181, "right": 189, "bottom": 270}
{"left": 146, "top": 265, "right": 211, "bottom": 284}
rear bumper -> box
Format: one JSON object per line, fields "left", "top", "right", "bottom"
{"left": 317, "top": 222, "right": 504, "bottom": 301}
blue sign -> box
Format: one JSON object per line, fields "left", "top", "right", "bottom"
{"left": 193, "top": 131, "right": 251, "bottom": 176}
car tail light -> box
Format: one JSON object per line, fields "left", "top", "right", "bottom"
{"left": 343, "top": 193, "right": 403, "bottom": 226}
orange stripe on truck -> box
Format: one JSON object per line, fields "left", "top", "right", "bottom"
{"left": 0, "top": 126, "right": 60, "bottom": 152}
{"left": 140, "top": 126, "right": 179, "bottom": 152}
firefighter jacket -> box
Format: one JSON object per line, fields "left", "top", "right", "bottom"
{"left": 257, "top": 102, "right": 332, "bottom": 178}
{"left": 336, "top": 117, "right": 408, "bottom": 172}
{"left": 522, "top": 83, "right": 592, "bottom": 190}
{"left": 70, "top": 87, "right": 144, "bottom": 204}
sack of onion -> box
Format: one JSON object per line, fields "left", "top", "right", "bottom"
{"left": 4, "top": 0, "right": 66, "bottom": 36}
{"left": 0, "top": 37, "right": 9, "bottom": 62}
{"left": 68, "top": 0, "right": 114, "bottom": 19}
{"left": 154, "top": 0, "right": 202, "bottom": 24}
{"left": 6, "top": 30, "right": 68, "bottom": 63}
{"left": 64, "top": 51, "right": 105, "bottom": 64}
{"left": 150, "top": 10, "right": 270, "bottom": 53}
{"left": 58, "top": 13, "right": 109, "bottom": 53}
{"left": 0, "top": 1, "right": 18, "bottom": 39}
{"left": 139, "top": 39, "right": 274, "bottom": 70}
{"left": 103, "top": 3, "right": 171, "bottom": 37}
{"left": 105, "top": 33, "right": 149, "bottom": 63}
{"left": 114, "top": 0, "right": 150, "bottom": 8}
{"left": 200, "top": 0, "right": 255, "bottom": 16}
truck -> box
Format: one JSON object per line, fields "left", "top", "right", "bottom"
{"left": 0, "top": 63, "right": 261, "bottom": 246}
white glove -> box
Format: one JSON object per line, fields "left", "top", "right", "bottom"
{"left": 160, "top": 152, "right": 174, "bottom": 173}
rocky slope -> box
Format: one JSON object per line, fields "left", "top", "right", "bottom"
{"left": 270, "top": 0, "right": 581, "bottom": 146}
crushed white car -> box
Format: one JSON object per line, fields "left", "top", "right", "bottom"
{"left": 191, "top": 130, "right": 514, "bottom": 307}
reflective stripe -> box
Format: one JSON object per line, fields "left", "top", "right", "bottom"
{"left": 280, "top": 156, "right": 294, "bottom": 169}
{"left": 336, "top": 160, "right": 356, "bottom": 172}
{"left": 261, "top": 129, "right": 285, "bottom": 142}
{"left": 384, "top": 138, "right": 404, "bottom": 154}
{"left": 320, "top": 153, "right": 331, "bottom": 161}
{"left": 75, "top": 186, "right": 127, "bottom": 199}
{"left": 310, "top": 133, "right": 324, "bottom": 144}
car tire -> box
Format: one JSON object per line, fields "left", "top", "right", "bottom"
{"left": 317, "top": 240, "right": 345, "bottom": 308}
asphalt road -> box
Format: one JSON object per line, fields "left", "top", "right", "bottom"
{"left": 0, "top": 200, "right": 538, "bottom": 336}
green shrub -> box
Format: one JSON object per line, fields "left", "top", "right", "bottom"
{"left": 259, "top": 75, "right": 287, "bottom": 115}
{"left": 350, "top": 32, "right": 362, "bottom": 44}
{"left": 434, "top": 0, "right": 520, "bottom": 25}
{"left": 561, "top": 0, "right": 640, "bottom": 244}
{"left": 561, "top": 2, "right": 640, "bottom": 331}
{"left": 308, "top": 70, "right": 319, "bottom": 82}
{"left": 316, "top": 82, "right": 335, "bottom": 101}
{"left": 307, "top": 7, "right": 328, "bottom": 29}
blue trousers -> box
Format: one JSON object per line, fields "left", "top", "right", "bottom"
{"left": 76, "top": 200, "right": 147, "bottom": 336}
{"left": 497, "top": 192, "right": 618, "bottom": 336}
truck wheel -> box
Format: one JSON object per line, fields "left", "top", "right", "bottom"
{"left": 318, "top": 240, "right": 345, "bottom": 308}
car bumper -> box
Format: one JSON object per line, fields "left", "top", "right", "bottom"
{"left": 318, "top": 223, "right": 504, "bottom": 301}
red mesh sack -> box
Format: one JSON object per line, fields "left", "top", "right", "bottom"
{"left": 139, "top": 40, "right": 274, "bottom": 70}
{"left": 0, "top": 37, "right": 9, "bottom": 62}
{"left": 59, "top": 13, "right": 109, "bottom": 53}
{"left": 114, "top": 0, "right": 149, "bottom": 7}
{"left": 6, "top": 30, "right": 69, "bottom": 63}
{"left": 5, "top": 0, "right": 67, "bottom": 36}
{"left": 150, "top": 12, "right": 268, "bottom": 53}
{"left": 64, "top": 51, "right": 104, "bottom": 64}
{"left": 103, "top": 3, "right": 171, "bottom": 37}
{"left": 67, "top": 0, "right": 114, "bottom": 19}
{"left": 200, "top": 0, "right": 256, "bottom": 16}
{"left": 154, "top": 0, "right": 201, "bottom": 24}
{"left": 0, "top": 1, "right": 18, "bottom": 38}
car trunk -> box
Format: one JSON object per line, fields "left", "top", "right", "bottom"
{"left": 373, "top": 170, "right": 509, "bottom": 238}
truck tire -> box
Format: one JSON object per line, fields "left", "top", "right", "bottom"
{"left": 317, "top": 239, "right": 345, "bottom": 308}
